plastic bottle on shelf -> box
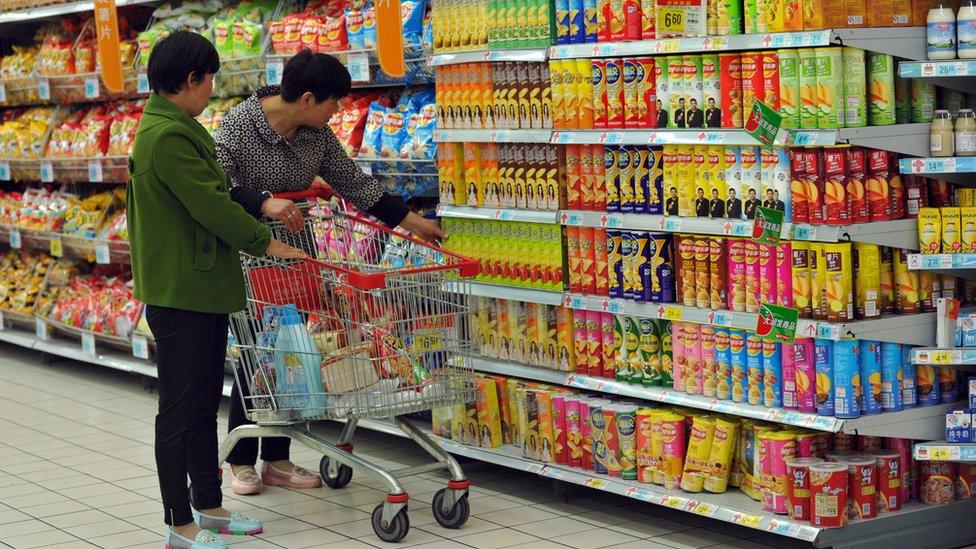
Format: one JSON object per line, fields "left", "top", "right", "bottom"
{"left": 957, "top": 108, "right": 976, "bottom": 155}
{"left": 960, "top": 0, "right": 976, "bottom": 58}
{"left": 932, "top": 110, "right": 956, "bottom": 156}
{"left": 928, "top": 0, "right": 958, "bottom": 60}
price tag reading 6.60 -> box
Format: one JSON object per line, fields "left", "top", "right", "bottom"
{"left": 659, "top": 7, "right": 684, "bottom": 30}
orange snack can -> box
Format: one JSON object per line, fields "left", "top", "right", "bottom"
{"left": 594, "top": 228, "right": 609, "bottom": 296}
{"left": 623, "top": 59, "right": 642, "bottom": 129}
{"left": 579, "top": 227, "right": 597, "bottom": 295}
{"left": 823, "top": 148, "right": 849, "bottom": 226}
{"left": 592, "top": 60, "right": 608, "bottom": 129}
{"left": 566, "top": 226, "right": 582, "bottom": 293}
{"left": 787, "top": 457, "right": 825, "bottom": 521}
{"left": 606, "top": 59, "right": 625, "bottom": 129}
{"left": 740, "top": 52, "right": 762, "bottom": 121}
{"left": 565, "top": 144, "right": 583, "bottom": 210}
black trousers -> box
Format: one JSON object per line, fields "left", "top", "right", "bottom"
{"left": 147, "top": 305, "right": 227, "bottom": 527}
{"left": 226, "top": 376, "right": 291, "bottom": 465}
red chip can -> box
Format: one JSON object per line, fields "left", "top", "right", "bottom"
{"left": 786, "top": 457, "right": 824, "bottom": 521}
{"left": 905, "top": 175, "right": 928, "bottom": 218}
{"left": 789, "top": 150, "right": 808, "bottom": 224}
{"left": 760, "top": 51, "right": 781, "bottom": 111}
{"left": 823, "top": 148, "right": 849, "bottom": 226}
{"left": 637, "top": 57, "right": 656, "bottom": 128}
{"left": 740, "top": 52, "right": 763, "bottom": 119}
{"left": 832, "top": 432, "right": 854, "bottom": 452}
{"left": 592, "top": 60, "right": 608, "bottom": 129}
{"left": 884, "top": 437, "right": 913, "bottom": 506}
{"left": 838, "top": 456, "right": 878, "bottom": 520}
{"left": 919, "top": 461, "right": 957, "bottom": 505}
{"left": 720, "top": 53, "right": 744, "bottom": 128}
{"left": 866, "top": 148, "right": 892, "bottom": 221}
{"left": 846, "top": 147, "right": 869, "bottom": 223}
{"left": 606, "top": 59, "right": 625, "bottom": 129}
{"left": 930, "top": 178, "right": 952, "bottom": 207}
{"left": 810, "top": 462, "right": 849, "bottom": 528}
{"left": 888, "top": 152, "right": 907, "bottom": 219}
{"left": 868, "top": 450, "right": 902, "bottom": 511}
{"left": 623, "top": 58, "right": 641, "bottom": 129}
{"left": 623, "top": 0, "right": 642, "bottom": 40}
{"left": 806, "top": 150, "right": 826, "bottom": 225}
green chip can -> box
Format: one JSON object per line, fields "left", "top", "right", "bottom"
{"left": 660, "top": 319, "right": 674, "bottom": 387}
{"left": 799, "top": 49, "right": 818, "bottom": 129}
{"left": 842, "top": 47, "right": 867, "bottom": 128}
{"left": 615, "top": 405, "right": 639, "bottom": 480}
{"left": 867, "top": 52, "right": 896, "bottom": 126}
{"left": 716, "top": 0, "right": 743, "bottom": 35}
{"left": 743, "top": 0, "right": 760, "bottom": 33}
{"left": 615, "top": 315, "right": 634, "bottom": 382}
{"left": 911, "top": 79, "right": 936, "bottom": 123}
{"left": 639, "top": 318, "right": 662, "bottom": 386}
{"left": 894, "top": 73, "right": 910, "bottom": 124}
{"left": 814, "top": 47, "right": 845, "bottom": 129}
{"left": 778, "top": 49, "right": 800, "bottom": 128}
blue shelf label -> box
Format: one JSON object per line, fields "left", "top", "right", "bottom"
{"left": 84, "top": 76, "right": 100, "bottom": 99}
{"left": 0, "top": 161, "right": 9, "bottom": 182}
{"left": 137, "top": 73, "right": 150, "bottom": 94}
{"left": 265, "top": 61, "right": 283, "bottom": 85}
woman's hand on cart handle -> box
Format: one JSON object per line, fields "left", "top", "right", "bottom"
{"left": 265, "top": 239, "right": 308, "bottom": 260}
{"left": 261, "top": 198, "right": 305, "bottom": 233}
{"left": 400, "top": 212, "right": 446, "bottom": 244}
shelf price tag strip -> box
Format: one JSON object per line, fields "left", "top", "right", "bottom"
{"left": 94, "top": 243, "right": 111, "bottom": 265}
{"left": 84, "top": 76, "right": 100, "bottom": 99}
{"left": 87, "top": 160, "right": 103, "bottom": 183}
{"left": 0, "top": 161, "right": 9, "bottom": 182}
{"left": 81, "top": 332, "right": 96, "bottom": 357}
{"left": 9, "top": 228, "right": 21, "bottom": 249}
{"left": 132, "top": 335, "right": 149, "bottom": 360}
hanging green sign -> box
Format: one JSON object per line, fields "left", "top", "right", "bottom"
{"left": 752, "top": 206, "right": 784, "bottom": 245}
{"left": 744, "top": 99, "right": 783, "bottom": 146}
{"left": 756, "top": 302, "right": 800, "bottom": 343}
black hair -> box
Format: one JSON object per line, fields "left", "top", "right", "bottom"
{"left": 281, "top": 49, "right": 352, "bottom": 103}
{"left": 147, "top": 31, "right": 220, "bottom": 95}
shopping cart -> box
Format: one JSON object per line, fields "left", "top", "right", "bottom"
{"left": 220, "top": 188, "right": 478, "bottom": 542}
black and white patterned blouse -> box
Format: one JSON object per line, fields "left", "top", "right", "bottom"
{"left": 214, "top": 86, "right": 408, "bottom": 228}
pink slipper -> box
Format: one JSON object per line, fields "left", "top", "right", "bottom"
{"left": 229, "top": 466, "right": 262, "bottom": 496}
{"left": 261, "top": 462, "right": 323, "bottom": 489}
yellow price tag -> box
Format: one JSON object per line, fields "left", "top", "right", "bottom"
{"left": 931, "top": 447, "right": 953, "bottom": 460}
{"left": 585, "top": 477, "right": 606, "bottom": 489}
{"left": 664, "top": 496, "right": 682, "bottom": 508}
{"left": 931, "top": 351, "right": 953, "bottom": 365}
{"left": 663, "top": 306, "right": 684, "bottom": 321}
{"left": 657, "top": 8, "right": 685, "bottom": 33}
{"left": 50, "top": 237, "right": 63, "bottom": 258}
{"left": 662, "top": 39, "right": 681, "bottom": 53}
{"left": 693, "top": 502, "right": 716, "bottom": 516}
{"left": 735, "top": 513, "right": 762, "bottom": 528}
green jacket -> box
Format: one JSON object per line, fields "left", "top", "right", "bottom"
{"left": 127, "top": 94, "right": 271, "bottom": 314}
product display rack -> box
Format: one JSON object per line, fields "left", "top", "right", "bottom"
{"left": 899, "top": 60, "right": 976, "bottom": 94}
{"left": 447, "top": 280, "right": 937, "bottom": 345}
{"left": 914, "top": 441, "right": 976, "bottom": 461}
{"left": 349, "top": 416, "right": 976, "bottom": 549}
{"left": 905, "top": 253, "right": 976, "bottom": 279}
{"left": 428, "top": 47, "right": 549, "bottom": 66}
{"left": 0, "top": 0, "right": 161, "bottom": 24}
{"left": 910, "top": 348, "right": 976, "bottom": 367}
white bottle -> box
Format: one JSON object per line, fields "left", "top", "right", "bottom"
{"left": 960, "top": 0, "right": 976, "bottom": 58}
{"left": 929, "top": 0, "right": 958, "bottom": 60}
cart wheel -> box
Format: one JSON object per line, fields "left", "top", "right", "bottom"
{"left": 319, "top": 456, "right": 352, "bottom": 489}
{"left": 431, "top": 488, "right": 470, "bottom": 529}
{"left": 371, "top": 504, "right": 409, "bottom": 543}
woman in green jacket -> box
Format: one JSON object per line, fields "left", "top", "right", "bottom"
{"left": 126, "top": 31, "right": 304, "bottom": 549}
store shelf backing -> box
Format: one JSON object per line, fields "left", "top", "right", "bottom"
{"left": 0, "top": 0, "right": 162, "bottom": 25}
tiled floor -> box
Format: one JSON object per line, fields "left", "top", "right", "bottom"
{"left": 0, "top": 343, "right": 827, "bottom": 549}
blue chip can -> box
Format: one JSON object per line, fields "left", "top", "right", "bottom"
{"left": 715, "top": 328, "right": 732, "bottom": 400}
{"left": 762, "top": 340, "right": 783, "bottom": 408}
{"left": 832, "top": 340, "right": 861, "bottom": 419}
{"left": 880, "top": 342, "right": 903, "bottom": 412}
{"left": 746, "top": 334, "right": 764, "bottom": 406}
{"left": 916, "top": 364, "right": 941, "bottom": 407}
{"left": 859, "top": 340, "right": 883, "bottom": 415}
{"left": 729, "top": 330, "right": 748, "bottom": 403}
{"left": 814, "top": 339, "right": 834, "bottom": 416}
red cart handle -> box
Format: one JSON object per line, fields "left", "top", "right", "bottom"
{"left": 273, "top": 187, "right": 334, "bottom": 201}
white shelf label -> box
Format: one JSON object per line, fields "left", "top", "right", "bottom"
{"left": 0, "top": 83, "right": 6, "bottom": 103}
{"left": 563, "top": 211, "right": 584, "bottom": 226}
{"left": 81, "top": 332, "right": 96, "bottom": 357}
{"left": 35, "top": 317, "right": 49, "bottom": 340}
{"left": 87, "top": 159, "right": 103, "bottom": 182}
{"left": 83, "top": 76, "right": 100, "bottom": 99}
{"left": 265, "top": 61, "right": 284, "bottom": 85}
{"left": 49, "top": 236, "right": 63, "bottom": 257}
{"left": 552, "top": 131, "right": 573, "bottom": 144}
{"left": 929, "top": 445, "right": 963, "bottom": 461}
{"left": 0, "top": 311, "right": 6, "bottom": 331}
{"left": 661, "top": 217, "right": 682, "bottom": 232}
{"left": 708, "top": 311, "right": 732, "bottom": 327}
{"left": 816, "top": 323, "right": 840, "bottom": 339}
{"left": 563, "top": 293, "right": 586, "bottom": 309}
{"left": 0, "top": 161, "right": 9, "bottom": 181}
{"left": 603, "top": 214, "right": 622, "bottom": 229}
{"left": 131, "top": 335, "right": 150, "bottom": 360}
{"left": 37, "top": 79, "right": 50, "bottom": 101}
{"left": 601, "top": 299, "right": 624, "bottom": 314}
{"left": 792, "top": 224, "right": 817, "bottom": 240}
{"left": 919, "top": 254, "right": 953, "bottom": 269}
{"left": 9, "top": 228, "right": 21, "bottom": 249}
{"left": 137, "top": 73, "right": 150, "bottom": 94}
{"left": 347, "top": 53, "right": 370, "bottom": 82}
{"left": 95, "top": 243, "right": 111, "bottom": 264}
{"left": 39, "top": 161, "right": 53, "bottom": 183}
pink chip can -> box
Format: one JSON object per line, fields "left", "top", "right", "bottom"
{"left": 551, "top": 395, "right": 568, "bottom": 465}
{"left": 777, "top": 243, "right": 794, "bottom": 307}
{"left": 683, "top": 323, "right": 704, "bottom": 396}
{"left": 855, "top": 435, "right": 883, "bottom": 453}
{"left": 672, "top": 323, "right": 685, "bottom": 392}
{"left": 792, "top": 339, "right": 816, "bottom": 413}
{"left": 759, "top": 431, "right": 797, "bottom": 514}
{"left": 743, "top": 242, "right": 761, "bottom": 313}
{"left": 816, "top": 433, "right": 831, "bottom": 458}
{"left": 786, "top": 457, "right": 824, "bottom": 521}
{"left": 782, "top": 341, "right": 797, "bottom": 409}
{"left": 758, "top": 243, "right": 778, "bottom": 305}
{"left": 795, "top": 432, "right": 818, "bottom": 458}
{"left": 727, "top": 240, "right": 747, "bottom": 312}
{"left": 833, "top": 433, "right": 854, "bottom": 452}
{"left": 601, "top": 312, "right": 616, "bottom": 379}
{"left": 701, "top": 326, "right": 717, "bottom": 397}
{"left": 579, "top": 398, "right": 594, "bottom": 471}
{"left": 565, "top": 397, "right": 583, "bottom": 468}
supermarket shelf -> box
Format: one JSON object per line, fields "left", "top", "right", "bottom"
{"left": 560, "top": 211, "right": 919, "bottom": 250}
{"left": 469, "top": 356, "right": 958, "bottom": 440}
{"left": 910, "top": 348, "right": 976, "bottom": 366}
{"left": 353, "top": 416, "right": 976, "bottom": 548}
{"left": 436, "top": 205, "right": 559, "bottom": 224}
{"left": 0, "top": 0, "right": 160, "bottom": 23}
{"left": 443, "top": 281, "right": 566, "bottom": 306}
{"left": 551, "top": 124, "right": 930, "bottom": 156}
{"left": 914, "top": 441, "right": 976, "bottom": 461}
{"left": 906, "top": 253, "right": 976, "bottom": 279}
{"left": 898, "top": 157, "right": 976, "bottom": 187}
{"left": 899, "top": 60, "right": 976, "bottom": 94}
{"left": 549, "top": 27, "right": 926, "bottom": 61}
{"left": 428, "top": 48, "right": 549, "bottom": 66}
{"left": 432, "top": 129, "right": 553, "bottom": 143}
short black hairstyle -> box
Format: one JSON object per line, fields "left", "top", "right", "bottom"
{"left": 281, "top": 49, "right": 352, "bottom": 103}
{"left": 147, "top": 30, "right": 220, "bottom": 95}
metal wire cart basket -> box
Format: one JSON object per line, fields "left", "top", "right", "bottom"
{"left": 220, "top": 189, "right": 478, "bottom": 542}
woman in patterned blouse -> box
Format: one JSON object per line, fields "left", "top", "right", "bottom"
{"left": 214, "top": 49, "right": 443, "bottom": 496}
